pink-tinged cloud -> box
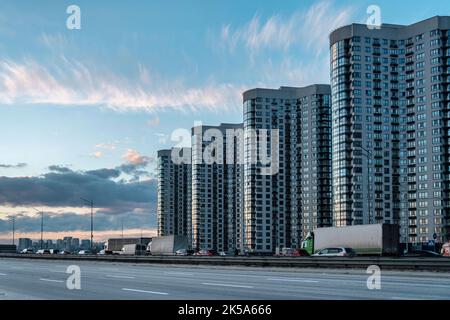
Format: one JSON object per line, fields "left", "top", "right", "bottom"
{"left": 122, "top": 149, "right": 151, "bottom": 165}
{"left": 0, "top": 58, "right": 243, "bottom": 113}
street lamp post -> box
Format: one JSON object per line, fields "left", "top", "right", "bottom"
{"left": 10, "top": 216, "right": 15, "bottom": 246}
{"left": 32, "top": 208, "right": 44, "bottom": 249}
{"left": 80, "top": 198, "right": 94, "bottom": 251}
{"left": 360, "top": 146, "right": 373, "bottom": 224}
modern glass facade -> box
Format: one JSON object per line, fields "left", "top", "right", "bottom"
{"left": 191, "top": 123, "right": 244, "bottom": 252}
{"left": 243, "top": 85, "right": 332, "bottom": 254}
{"left": 157, "top": 149, "right": 192, "bottom": 244}
{"left": 330, "top": 16, "right": 450, "bottom": 244}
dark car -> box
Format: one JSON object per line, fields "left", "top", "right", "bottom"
{"left": 403, "top": 250, "right": 442, "bottom": 257}
{"left": 275, "top": 248, "right": 310, "bottom": 257}
{"left": 195, "top": 249, "right": 217, "bottom": 256}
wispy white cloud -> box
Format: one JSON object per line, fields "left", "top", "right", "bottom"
{"left": 259, "top": 55, "right": 331, "bottom": 88}
{"left": 220, "top": 1, "right": 356, "bottom": 57}
{"left": 95, "top": 143, "right": 116, "bottom": 151}
{"left": 0, "top": 58, "right": 244, "bottom": 113}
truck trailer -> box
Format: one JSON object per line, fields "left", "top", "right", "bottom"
{"left": 148, "top": 235, "right": 188, "bottom": 256}
{"left": 301, "top": 224, "right": 400, "bottom": 256}
{"left": 121, "top": 243, "right": 147, "bottom": 256}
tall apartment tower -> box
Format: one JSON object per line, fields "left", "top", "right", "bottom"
{"left": 243, "top": 85, "right": 332, "bottom": 254}
{"left": 157, "top": 148, "right": 192, "bottom": 242}
{"left": 330, "top": 16, "right": 450, "bottom": 244}
{"left": 191, "top": 123, "right": 244, "bottom": 253}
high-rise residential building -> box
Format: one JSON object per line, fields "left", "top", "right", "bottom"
{"left": 330, "top": 16, "right": 450, "bottom": 244}
{"left": 191, "top": 123, "right": 244, "bottom": 253}
{"left": 157, "top": 148, "right": 192, "bottom": 243}
{"left": 243, "top": 85, "right": 332, "bottom": 254}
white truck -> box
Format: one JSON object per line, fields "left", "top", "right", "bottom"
{"left": 301, "top": 224, "right": 400, "bottom": 256}
{"left": 121, "top": 243, "right": 147, "bottom": 256}
{"left": 148, "top": 236, "right": 188, "bottom": 256}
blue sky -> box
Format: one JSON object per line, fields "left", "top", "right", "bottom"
{"left": 0, "top": 0, "right": 448, "bottom": 241}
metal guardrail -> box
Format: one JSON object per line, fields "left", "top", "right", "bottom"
{"left": 1, "top": 253, "right": 450, "bottom": 271}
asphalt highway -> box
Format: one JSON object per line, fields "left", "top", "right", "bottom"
{"left": 0, "top": 258, "right": 449, "bottom": 300}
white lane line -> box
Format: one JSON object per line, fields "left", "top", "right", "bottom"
{"left": 202, "top": 282, "right": 254, "bottom": 289}
{"left": 267, "top": 278, "right": 319, "bottom": 283}
{"left": 0, "top": 273, "right": 7, "bottom": 276}
{"left": 40, "top": 278, "right": 64, "bottom": 283}
{"left": 391, "top": 297, "right": 425, "bottom": 300}
{"left": 164, "top": 272, "right": 193, "bottom": 276}
{"left": 122, "top": 288, "right": 168, "bottom": 295}
{"left": 106, "top": 274, "right": 136, "bottom": 279}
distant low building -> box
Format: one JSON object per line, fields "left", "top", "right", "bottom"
{"left": 56, "top": 239, "right": 64, "bottom": 250}
{"left": 0, "top": 245, "right": 17, "bottom": 253}
{"left": 80, "top": 239, "right": 91, "bottom": 250}
{"left": 46, "top": 240, "right": 54, "bottom": 249}
{"left": 18, "top": 238, "right": 32, "bottom": 251}
{"left": 106, "top": 238, "right": 152, "bottom": 252}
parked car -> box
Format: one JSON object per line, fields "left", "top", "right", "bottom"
{"left": 36, "top": 249, "right": 51, "bottom": 255}
{"left": 20, "top": 248, "right": 34, "bottom": 254}
{"left": 49, "top": 249, "right": 59, "bottom": 255}
{"left": 59, "top": 250, "right": 71, "bottom": 255}
{"left": 312, "top": 247, "right": 357, "bottom": 257}
{"left": 78, "top": 250, "right": 91, "bottom": 255}
{"left": 275, "top": 248, "right": 310, "bottom": 257}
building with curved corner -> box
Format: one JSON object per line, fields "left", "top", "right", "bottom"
{"left": 330, "top": 16, "right": 450, "bottom": 244}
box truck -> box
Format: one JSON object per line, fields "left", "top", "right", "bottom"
{"left": 301, "top": 224, "right": 400, "bottom": 256}
{"left": 148, "top": 235, "right": 188, "bottom": 256}
{"left": 121, "top": 243, "right": 147, "bottom": 256}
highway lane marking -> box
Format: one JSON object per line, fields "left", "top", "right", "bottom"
{"left": 99, "top": 268, "right": 120, "bottom": 272}
{"left": 106, "top": 274, "right": 136, "bottom": 279}
{"left": 267, "top": 278, "right": 319, "bottom": 283}
{"left": 202, "top": 282, "right": 254, "bottom": 289}
{"left": 164, "top": 272, "right": 193, "bottom": 276}
{"left": 0, "top": 273, "right": 7, "bottom": 276}
{"left": 122, "top": 288, "right": 168, "bottom": 295}
{"left": 39, "top": 278, "right": 64, "bottom": 283}
{"left": 391, "top": 296, "right": 428, "bottom": 300}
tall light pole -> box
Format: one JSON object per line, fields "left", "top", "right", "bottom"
{"left": 360, "top": 146, "right": 373, "bottom": 224}
{"left": 32, "top": 208, "right": 44, "bottom": 249}
{"left": 121, "top": 217, "right": 124, "bottom": 249}
{"left": 10, "top": 215, "right": 15, "bottom": 246}
{"left": 80, "top": 198, "right": 94, "bottom": 250}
